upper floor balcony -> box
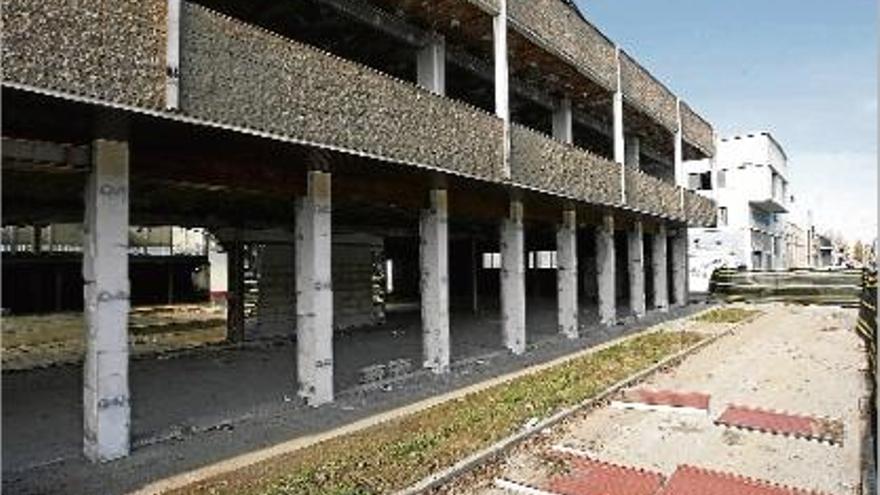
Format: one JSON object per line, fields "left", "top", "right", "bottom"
{"left": 2, "top": 0, "right": 716, "bottom": 226}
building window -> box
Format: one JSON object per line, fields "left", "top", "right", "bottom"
{"left": 482, "top": 252, "right": 501, "bottom": 269}
{"left": 717, "top": 169, "right": 727, "bottom": 188}
{"left": 688, "top": 172, "right": 712, "bottom": 191}
{"left": 718, "top": 207, "right": 728, "bottom": 226}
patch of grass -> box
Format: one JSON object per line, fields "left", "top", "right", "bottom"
{"left": 693, "top": 307, "right": 760, "bottom": 324}
{"left": 172, "top": 331, "right": 705, "bottom": 495}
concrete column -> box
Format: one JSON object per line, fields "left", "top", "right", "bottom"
{"left": 556, "top": 209, "right": 578, "bottom": 339}
{"left": 671, "top": 228, "right": 688, "bottom": 306}
{"left": 226, "top": 242, "right": 245, "bottom": 342}
{"left": 674, "top": 98, "right": 684, "bottom": 187}
{"left": 494, "top": 0, "right": 511, "bottom": 177}
{"left": 417, "top": 36, "right": 446, "bottom": 95}
{"left": 596, "top": 213, "right": 616, "bottom": 326}
{"left": 627, "top": 221, "right": 646, "bottom": 318}
{"left": 493, "top": 0, "right": 509, "bottom": 123}
{"left": 625, "top": 135, "right": 641, "bottom": 170}
{"left": 420, "top": 189, "right": 450, "bottom": 373}
{"left": 552, "top": 97, "right": 573, "bottom": 144}
{"left": 500, "top": 199, "right": 525, "bottom": 354}
{"left": 613, "top": 49, "right": 625, "bottom": 165}
{"left": 652, "top": 224, "right": 669, "bottom": 311}
{"left": 83, "top": 138, "right": 130, "bottom": 462}
{"left": 295, "top": 170, "right": 334, "bottom": 406}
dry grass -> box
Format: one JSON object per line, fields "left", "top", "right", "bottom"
{"left": 693, "top": 307, "right": 760, "bottom": 324}
{"left": 2, "top": 305, "right": 227, "bottom": 370}
{"left": 171, "top": 331, "right": 705, "bottom": 495}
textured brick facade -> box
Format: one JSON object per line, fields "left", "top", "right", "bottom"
{"left": 681, "top": 101, "right": 715, "bottom": 156}
{"left": 625, "top": 167, "right": 685, "bottom": 220}
{"left": 510, "top": 125, "right": 622, "bottom": 206}
{"left": 685, "top": 190, "right": 717, "bottom": 226}
{"left": 508, "top": 0, "right": 617, "bottom": 90}
{"left": 180, "top": 4, "right": 505, "bottom": 181}
{"left": 2, "top": 0, "right": 167, "bottom": 109}
{"left": 620, "top": 51, "right": 679, "bottom": 133}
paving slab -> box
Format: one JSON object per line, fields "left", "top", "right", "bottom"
{"left": 472, "top": 304, "right": 868, "bottom": 495}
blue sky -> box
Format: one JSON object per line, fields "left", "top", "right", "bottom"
{"left": 576, "top": 0, "right": 877, "bottom": 243}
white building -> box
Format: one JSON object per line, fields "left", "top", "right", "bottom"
{"left": 685, "top": 132, "right": 790, "bottom": 292}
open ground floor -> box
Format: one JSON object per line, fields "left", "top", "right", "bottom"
{"left": 2, "top": 302, "right": 706, "bottom": 494}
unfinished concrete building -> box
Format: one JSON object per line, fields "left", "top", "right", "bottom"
{"left": 2, "top": 0, "right": 716, "bottom": 462}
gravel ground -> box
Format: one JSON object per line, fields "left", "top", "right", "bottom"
{"left": 467, "top": 304, "right": 868, "bottom": 495}
{"left": 2, "top": 302, "right": 706, "bottom": 495}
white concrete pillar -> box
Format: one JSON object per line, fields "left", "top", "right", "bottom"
{"left": 613, "top": 48, "right": 625, "bottom": 165}
{"left": 652, "top": 224, "right": 669, "bottom": 311}
{"left": 420, "top": 189, "right": 450, "bottom": 373}
{"left": 628, "top": 221, "right": 646, "bottom": 318}
{"left": 674, "top": 98, "right": 684, "bottom": 187}
{"left": 295, "top": 170, "right": 334, "bottom": 406}
{"left": 556, "top": 209, "right": 578, "bottom": 339}
{"left": 83, "top": 138, "right": 130, "bottom": 462}
{"left": 671, "top": 227, "right": 688, "bottom": 306}
{"left": 417, "top": 36, "right": 446, "bottom": 96}
{"left": 494, "top": 0, "right": 511, "bottom": 177}
{"left": 165, "top": 0, "right": 181, "bottom": 110}
{"left": 596, "top": 213, "right": 616, "bottom": 326}
{"left": 552, "top": 97, "right": 573, "bottom": 144}
{"left": 500, "top": 199, "right": 525, "bottom": 354}
{"left": 625, "top": 135, "right": 641, "bottom": 170}
{"left": 494, "top": 0, "right": 509, "bottom": 123}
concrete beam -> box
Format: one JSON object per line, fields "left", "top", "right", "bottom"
{"left": 552, "top": 97, "right": 573, "bottom": 144}
{"left": 627, "top": 221, "right": 646, "bottom": 318}
{"left": 82, "top": 138, "right": 130, "bottom": 462}
{"left": 596, "top": 213, "right": 616, "bottom": 326}
{"left": 652, "top": 224, "right": 669, "bottom": 311}
{"left": 420, "top": 189, "right": 450, "bottom": 373}
{"left": 2, "top": 137, "right": 90, "bottom": 170}
{"left": 417, "top": 35, "right": 446, "bottom": 96}
{"left": 314, "top": 0, "right": 431, "bottom": 46}
{"left": 295, "top": 170, "right": 334, "bottom": 406}
{"left": 671, "top": 227, "right": 688, "bottom": 306}
{"left": 500, "top": 198, "right": 526, "bottom": 354}
{"left": 556, "top": 208, "right": 578, "bottom": 338}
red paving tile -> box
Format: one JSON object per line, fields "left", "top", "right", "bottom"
{"left": 621, "top": 389, "right": 711, "bottom": 410}
{"left": 546, "top": 457, "right": 664, "bottom": 495}
{"left": 657, "top": 465, "right": 831, "bottom": 495}
{"left": 715, "top": 405, "right": 843, "bottom": 444}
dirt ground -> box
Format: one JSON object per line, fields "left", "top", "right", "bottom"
{"left": 469, "top": 304, "right": 868, "bottom": 495}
